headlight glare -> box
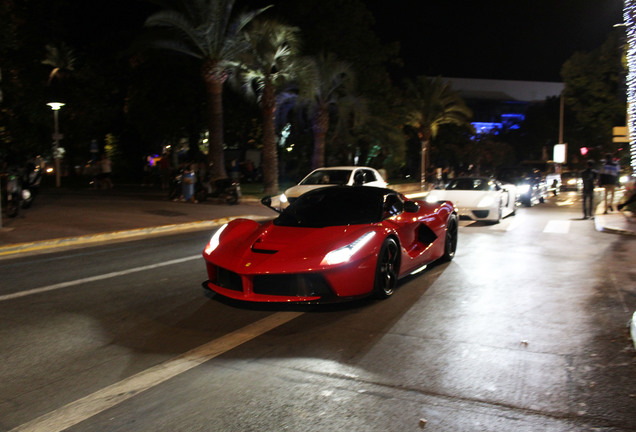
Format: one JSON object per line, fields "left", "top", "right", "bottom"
{"left": 322, "top": 232, "right": 376, "bottom": 265}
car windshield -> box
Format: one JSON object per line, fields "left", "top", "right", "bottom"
{"left": 299, "top": 170, "right": 352, "bottom": 185}
{"left": 274, "top": 187, "right": 386, "bottom": 228}
{"left": 446, "top": 178, "right": 490, "bottom": 191}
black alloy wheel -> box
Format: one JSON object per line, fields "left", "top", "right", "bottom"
{"left": 442, "top": 213, "right": 458, "bottom": 261}
{"left": 373, "top": 237, "right": 399, "bottom": 299}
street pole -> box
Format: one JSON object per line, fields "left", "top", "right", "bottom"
{"left": 53, "top": 109, "right": 60, "bottom": 188}
{"left": 47, "top": 102, "right": 64, "bottom": 188}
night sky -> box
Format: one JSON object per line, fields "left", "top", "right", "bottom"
{"left": 367, "top": 0, "right": 624, "bottom": 82}
{"left": 55, "top": 0, "right": 625, "bottom": 83}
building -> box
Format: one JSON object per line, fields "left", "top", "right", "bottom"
{"left": 444, "top": 77, "right": 564, "bottom": 135}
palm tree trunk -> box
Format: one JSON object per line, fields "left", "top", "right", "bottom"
{"left": 419, "top": 128, "right": 432, "bottom": 190}
{"left": 204, "top": 68, "right": 228, "bottom": 180}
{"left": 261, "top": 79, "right": 279, "bottom": 195}
{"left": 311, "top": 107, "right": 329, "bottom": 169}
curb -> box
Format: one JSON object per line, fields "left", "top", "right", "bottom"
{"left": 0, "top": 215, "right": 270, "bottom": 258}
{"left": 594, "top": 211, "right": 636, "bottom": 236}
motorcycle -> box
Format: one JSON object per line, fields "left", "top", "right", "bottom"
{"left": 21, "top": 161, "right": 42, "bottom": 209}
{"left": 4, "top": 166, "right": 35, "bottom": 217}
{"left": 195, "top": 177, "right": 241, "bottom": 205}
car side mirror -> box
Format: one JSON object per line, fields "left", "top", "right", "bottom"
{"left": 404, "top": 201, "right": 420, "bottom": 213}
{"left": 260, "top": 196, "right": 282, "bottom": 213}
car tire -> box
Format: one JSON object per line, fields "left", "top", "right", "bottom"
{"left": 441, "top": 213, "right": 458, "bottom": 261}
{"left": 373, "top": 237, "right": 399, "bottom": 299}
{"left": 490, "top": 201, "right": 502, "bottom": 224}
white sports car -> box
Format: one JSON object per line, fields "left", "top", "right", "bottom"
{"left": 281, "top": 166, "right": 387, "bottom": 206}
{"left": 425, "top": 177, "right": 517, "bottom": 223}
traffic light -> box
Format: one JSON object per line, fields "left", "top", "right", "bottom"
{"left": 580, "top": 147, "right": 589, "bottom": 156}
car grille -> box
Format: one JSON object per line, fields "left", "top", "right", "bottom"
{"left": 213, "top": 266, "right": 243, "bottom": 292}
{"left": 253, "top": 273, "right": 333, "bottom": 298}
{"left": 472, "top": 210, "right": 489, "bottom": 218}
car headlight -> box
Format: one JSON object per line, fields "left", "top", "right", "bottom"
{"left": 280, "top": 194, "right": 288, "bottom": 204}
{"left": 321, "top": 232, "right": 376, "bottom": 266}
{"left": 567, "top": 179, "right": 576, "bottom": 185}
{"left": 517, "top": 184, "right": 530, "bottom": 194}
{"left": 204, "top": 223, "right": 228, "bottom": 255}
{"left": 477, "top": 195, "right": 495, "bottom": 207}
{"left": 425, "top": 193, "right": 440, "bottom": 203}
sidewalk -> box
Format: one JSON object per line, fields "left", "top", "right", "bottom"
{"left": 0, "top": 184, "right": 634, "bottom": 258}
{"left": 0, "top": 185, "right": 272, "bottom": 257}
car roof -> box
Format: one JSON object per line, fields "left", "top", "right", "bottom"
{"left": 310, "top": 166, "right": 377, "bottom": 171}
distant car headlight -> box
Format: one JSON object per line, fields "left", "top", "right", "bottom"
{"left": 477, "top": 195, "right": 495, "bottom": 208}
{"left": 619, "top": 175, "right": 629, "bottom": 185}
{"left": 425, "top": 193, "right": 441, "bottom": 203}
{"left": 204, "top": 223, "right": 228, "bottom": 255}
{"left": 517, "top": 184, "right": 530, "bottom": 194}
{"left": 567, "top": 179, "right": 577, "bottom": 185}
{"left": 321, "top": 232, "right": 376, "bottom": 266}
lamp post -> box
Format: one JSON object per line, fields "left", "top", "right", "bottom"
{"left": 47, "top": 102, "right": 64, "bottom": 187}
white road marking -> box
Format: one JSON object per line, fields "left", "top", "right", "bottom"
{"left": 9, "top": 311, "right": 304, "bottom": 432}
{"left": 0, "top": 255, "right": 201, "bottom": 302}
{"left": 488, "top": 216, "right": 521, "bottom": 232}
{"left": 543, "top": 220, "right": 571, "bottom": 234}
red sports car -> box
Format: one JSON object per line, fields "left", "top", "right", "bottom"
{"left": 202, "top": 186, "right": 457, "bottom": 303}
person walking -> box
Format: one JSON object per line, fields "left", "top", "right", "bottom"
{"left": 598, "top": 153, "right": 619, "bottom": 213}
{"left": 99, "top": 153, "right": 113, "bottom": 189}
{"left": 581, "top": 160, "right": 598, "bottom": 219}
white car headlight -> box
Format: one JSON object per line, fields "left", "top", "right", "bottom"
{"left": 477, "top": 195, "right": 495, "bottom": 208}
{"left": 517, "top": 184, "right": 530, "bottom": 194}
{"left": 321, "top": 232, "right": 376, "bottom": 266}
{"left": 425, "top": 194, "right": 440, "bottom": 203}
{"left": 280, "top": 194, "right": 288, "bottom": 204}
{"left": 204, "top": 223, "right": 228, "bottom": 255}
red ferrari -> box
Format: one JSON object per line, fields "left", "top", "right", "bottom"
{"left": 202, "top": 186, "right": 457, "bottom": 303}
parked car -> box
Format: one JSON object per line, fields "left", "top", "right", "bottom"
{"left": 280, "top": 166, "right": 387, "bottom": 206}
{"left": 425, "top": 177, "right": 517, "bottom": 223}
{"left": 202, "top": 186, "right": 457, "bottom": 303}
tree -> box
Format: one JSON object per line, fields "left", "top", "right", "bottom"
{"left": 234, "top": 19, "right": 301, "bottom": 195}
{"left": 42, "top": 43, "right": 76, "bottom": 86}
{"left": 145, "top": 0, "right": 270, "bottom": 180}
{"left": 403, "top": 76, "right": 473, "bottom": 188}
{"left": 298, "top": 52, "right": 359, "bottom": 169}
{"left": 561, "top": 32, "right": 626, "bottom": 158}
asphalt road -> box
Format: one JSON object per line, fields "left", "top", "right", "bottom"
{"left": 1, "top": 192, "right": 635, "bottom": 431}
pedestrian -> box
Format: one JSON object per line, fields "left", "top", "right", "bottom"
{"left": 99, "top": 153, "right": 113, "bottom": 189}
{"left": 158, "top": 152, "right": 171, "bottom": 190}
{"left": 551, "top": 178, "right": 559, "bottom": 196}
{"left": 581, "top": 160, "right": 598, "bottom": 219}
{"left": 598, "top": 153, "right": 619, "bottom": 213}
{"left": 181, "top": 162, "right": 197, "bottom": 203}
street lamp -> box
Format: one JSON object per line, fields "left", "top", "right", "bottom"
{"left": 47, "top": 102, "right": 64, "bottom": 187}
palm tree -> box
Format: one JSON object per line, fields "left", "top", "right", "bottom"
{"left": 42, "top": 43, "right": 76, "bottom": 85}
{"left": 234, "top": 19, "right": 301, "bottom": 195}
{"left": 299, "top": 52, "right": 358, "bottom": 169}
{"left": 404, "top": 76, "right": 473, "bottom": 188}
{"left": 145, "top": 0, "right": 270, "bottom": 180}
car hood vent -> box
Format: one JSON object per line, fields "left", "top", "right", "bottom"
{"left": 251, "top": 245, "right": 278, "bottom": 254}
